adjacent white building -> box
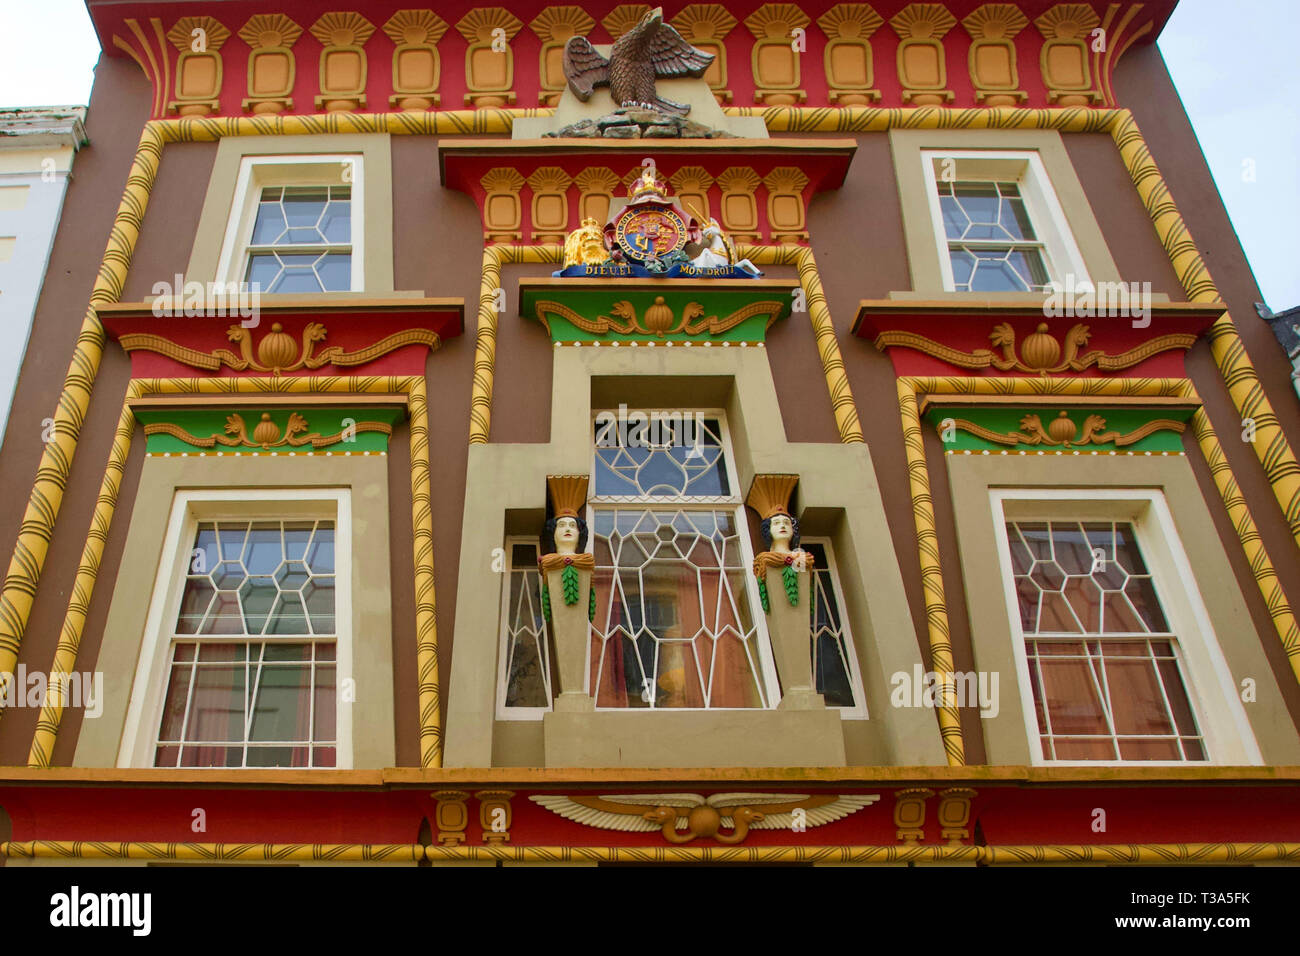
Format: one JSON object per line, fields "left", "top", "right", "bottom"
{"left": 0, "top": 106, "right": 87, "bottom": 446}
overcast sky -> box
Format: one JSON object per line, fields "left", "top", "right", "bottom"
{"left": 0, "top": 0, "right": 1295, "bottom": 309}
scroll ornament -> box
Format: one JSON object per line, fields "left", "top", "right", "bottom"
{"left": 875, "top": 321, "right": 1196, "bottom": 375}
{"left": 118, "top": 322, "right": 441, "bottom": 375}
{"left": 949, "top": 410, "right": 1187, "bottom": 448}
{"left": 535, "top": 297, "right": 783, "bottom": 338}
{"left": 144, "top": 412, "right": 392, "bottom": 450}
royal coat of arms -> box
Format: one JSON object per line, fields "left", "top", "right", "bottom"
{"left": 554, "top": 168, "right": 762, "bottom": 279}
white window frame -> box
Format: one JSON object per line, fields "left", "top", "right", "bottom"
{"left": 495, "top": 536, "right": 551, "bottom": 720}
{"left": 921, "top": 149, "right": 1090, "bottom": 294}
{"left": 215, "top": 154, "right": 365, "bottom": 293}
{"left": 117, "top": 488, "right": 354, "bottom": 769}
{"left": 586, "top": 408, "right": 781, "bottom": 710}
{"left": 990, "top": 488, "right": 1262, "bottom": 767}
{"left": 802, "top": 536, "right": 869, "bottom": 719}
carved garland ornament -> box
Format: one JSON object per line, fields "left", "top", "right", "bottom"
{"left": 118, "top": 322, "right": 441, "bottom": 375}
{"left": 532, "top": 793, "right": 879, "bottom": 845}
{"left": 948, "top": 411, "right": 1186, "bottom": 448}
{"left": 875, "top": 322, "right": 1196, "bottom": 376}
{"left": 145, "top": 412, "right": 393, "bottom": 450}
{"left": 534, "top": 298, "right": 784, "bottom": 337}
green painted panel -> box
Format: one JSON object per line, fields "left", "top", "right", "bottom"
{"left": 136, "top": 406, "right": 403, "bottom": 455}
{"left": 521, "top": 285, "right": 792, "bottom": 343}
{"left": 924, "top": 405, "right": 1194, "bottom": 453}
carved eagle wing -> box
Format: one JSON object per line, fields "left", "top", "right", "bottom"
{"left": 706, "top": 793, "right": 881, "bottom": 830}
{"left": 530, "top": 793, "right": 703, "bottom": 831}
{"left": 648, "top": 24, "right": 715, "bottom": 78}
{"left": 563, "top": 36, "right": 611, "bottom": 100}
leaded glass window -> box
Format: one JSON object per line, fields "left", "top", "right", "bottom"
{"left": 155, "top": 519, "right": 338, "bottom": 768}
{"left": 804, "top": 541, "right": 864, "bottom": 711}
{"left": 500, "top": 541, "right": 551, "bottom": 712}
{"left": 937, "top": 180, "right": 1050, "bottom": 293}
{"left": 244, "top": 185, "right": 353, "bottom": 293}
{"left": 588, "top": 411, "right": 773, "bottom": 710}
{"left": 1005, "top": 520, "right": 1206, "bottom": 762}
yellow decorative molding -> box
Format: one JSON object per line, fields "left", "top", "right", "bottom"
{"left": 937, "top": 788, "right": 977, "bottom": 845}
{"left": 893, "top": 787, "right": 933, "bottom": 843}
{"left": 745, "top": 4, "right": 810, "bottom": 105}
{"left": 480, "top": 167, "right": 527, "bottom": 242}
{"left": 383, "top": 10, "right": 448, "bottom": 110}
{"left": 477, "top": 790, "right": 515, "bottom": 844}
{"left": 602, "top": 5, "right": 653, "bottom": 41}
{"left": 573, "top": 167, "right": 620, "bottom": 224}
{"left": 667, "top": 166, "right": 715, "bottom": 221}
{"left": 456, "top": 8, "right": 522, "bottom": 108}
{"left": 526, "top": 166, "right": 574, "bottom": 242}
{"left": 238, "top": 13, "right": 302, "bottom": 114}
{"left": 1034, "top": 3, "right": 1104, "bottom": 105}
{"left": 530, "top": 7, "right": 596, "bottom": 106}
{"left": 671, "top": 5, "right": 738, "bottom": 104}
{"left": 3, "top": 840, "right": 1297, "bottom": 866}
{"left": 166, "top": 16, "right": 230, "bottom": 117}
{"left": 817, "top": 4, "right": 884, "bottom": 105}
{"left": 310, "top": 12, "right": 376, "bottom": 112}
{"left": 762, "top": 166, "right": 810, "bottom": 242}
{"left": 715, "top": 166, "right": 763, "bottom": 242}
{"left": 117, "top": 322, "right": 442, "bottom": 374}
{"left": 961, "top": 4, "right": 1029, "bottom": 105}
{"left": 874, "top": 322, "right": 1196, "bottom": 375}
{"left": 889, "top": 3, "right": 956, "bottom": 105}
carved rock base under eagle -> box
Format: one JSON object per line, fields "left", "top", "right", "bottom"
{"left": 545, "top": 107, "right": 732, "bottom": 140}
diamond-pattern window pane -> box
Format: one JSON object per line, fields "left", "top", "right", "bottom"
{"left": 245, "top": 186, "right": 352, "bottom": 292}
{"left": 155, "top": 640, "right": 336, "bottom": 769}
{"left": 593, "top": 416, "right": 730, "bottom": 498}
{"left": 590, "top": 508, "right": 765, "bottom": 709}
{"left": 501, "top": 542, "right": 551, "bottom": 709}
{"left": 805, "top": 542, "right": 858, "bottom": 709}
{"left": 157, "top": 517, "right": 339, "bottom": 770}
{"left": 1006, "top": 520, "right": 1205, "bottom": 763}
{"left": 938, "top": 179, "right": 1050, "bottom": 293}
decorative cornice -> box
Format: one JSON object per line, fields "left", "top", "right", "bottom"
{"left": 117, "top": 322, "right": 442, "bottom": 375}
{"left": 944, "top": 410, "right": 1187, "bottom": 448}
{"left": 874, "top": 322, "right": 1197, "bottom": 375}
{"left": 144, "top": 411, "right": 393, "bottom": 451}
{"left": 534, "top": 297, "right": 785, "bottom": 338}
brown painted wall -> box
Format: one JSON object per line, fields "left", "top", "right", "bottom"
{"left": 0, "top": 57, "right": 153, "bottom": 764}
{"left": 1112, "top": 45, "right": 1300, "bottom": 730}
{"left": 5, "top": 36, "right": 1299, "bottom": 765}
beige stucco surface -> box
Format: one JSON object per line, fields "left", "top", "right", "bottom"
{"left": 74, "top": 453, "right": 396, "bottom": 770}
{"left": 888, "top": 128, "right": 1122, "bottom": 296}
{"left": 445, "top": 338, "right": 947, "bottom": 768}
{"left": 947, "top": 451, "right": 1300, "bottom": 767}
{"left": 185, "top": 133, "right": 395, "bottom": 293}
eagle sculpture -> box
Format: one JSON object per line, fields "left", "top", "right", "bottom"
{"left": 563, "top": 7, "right": 715, "bottom": 116}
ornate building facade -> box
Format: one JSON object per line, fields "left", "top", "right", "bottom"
{"left": 0, "top": 0, "right": 1297, "bottom": 865}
